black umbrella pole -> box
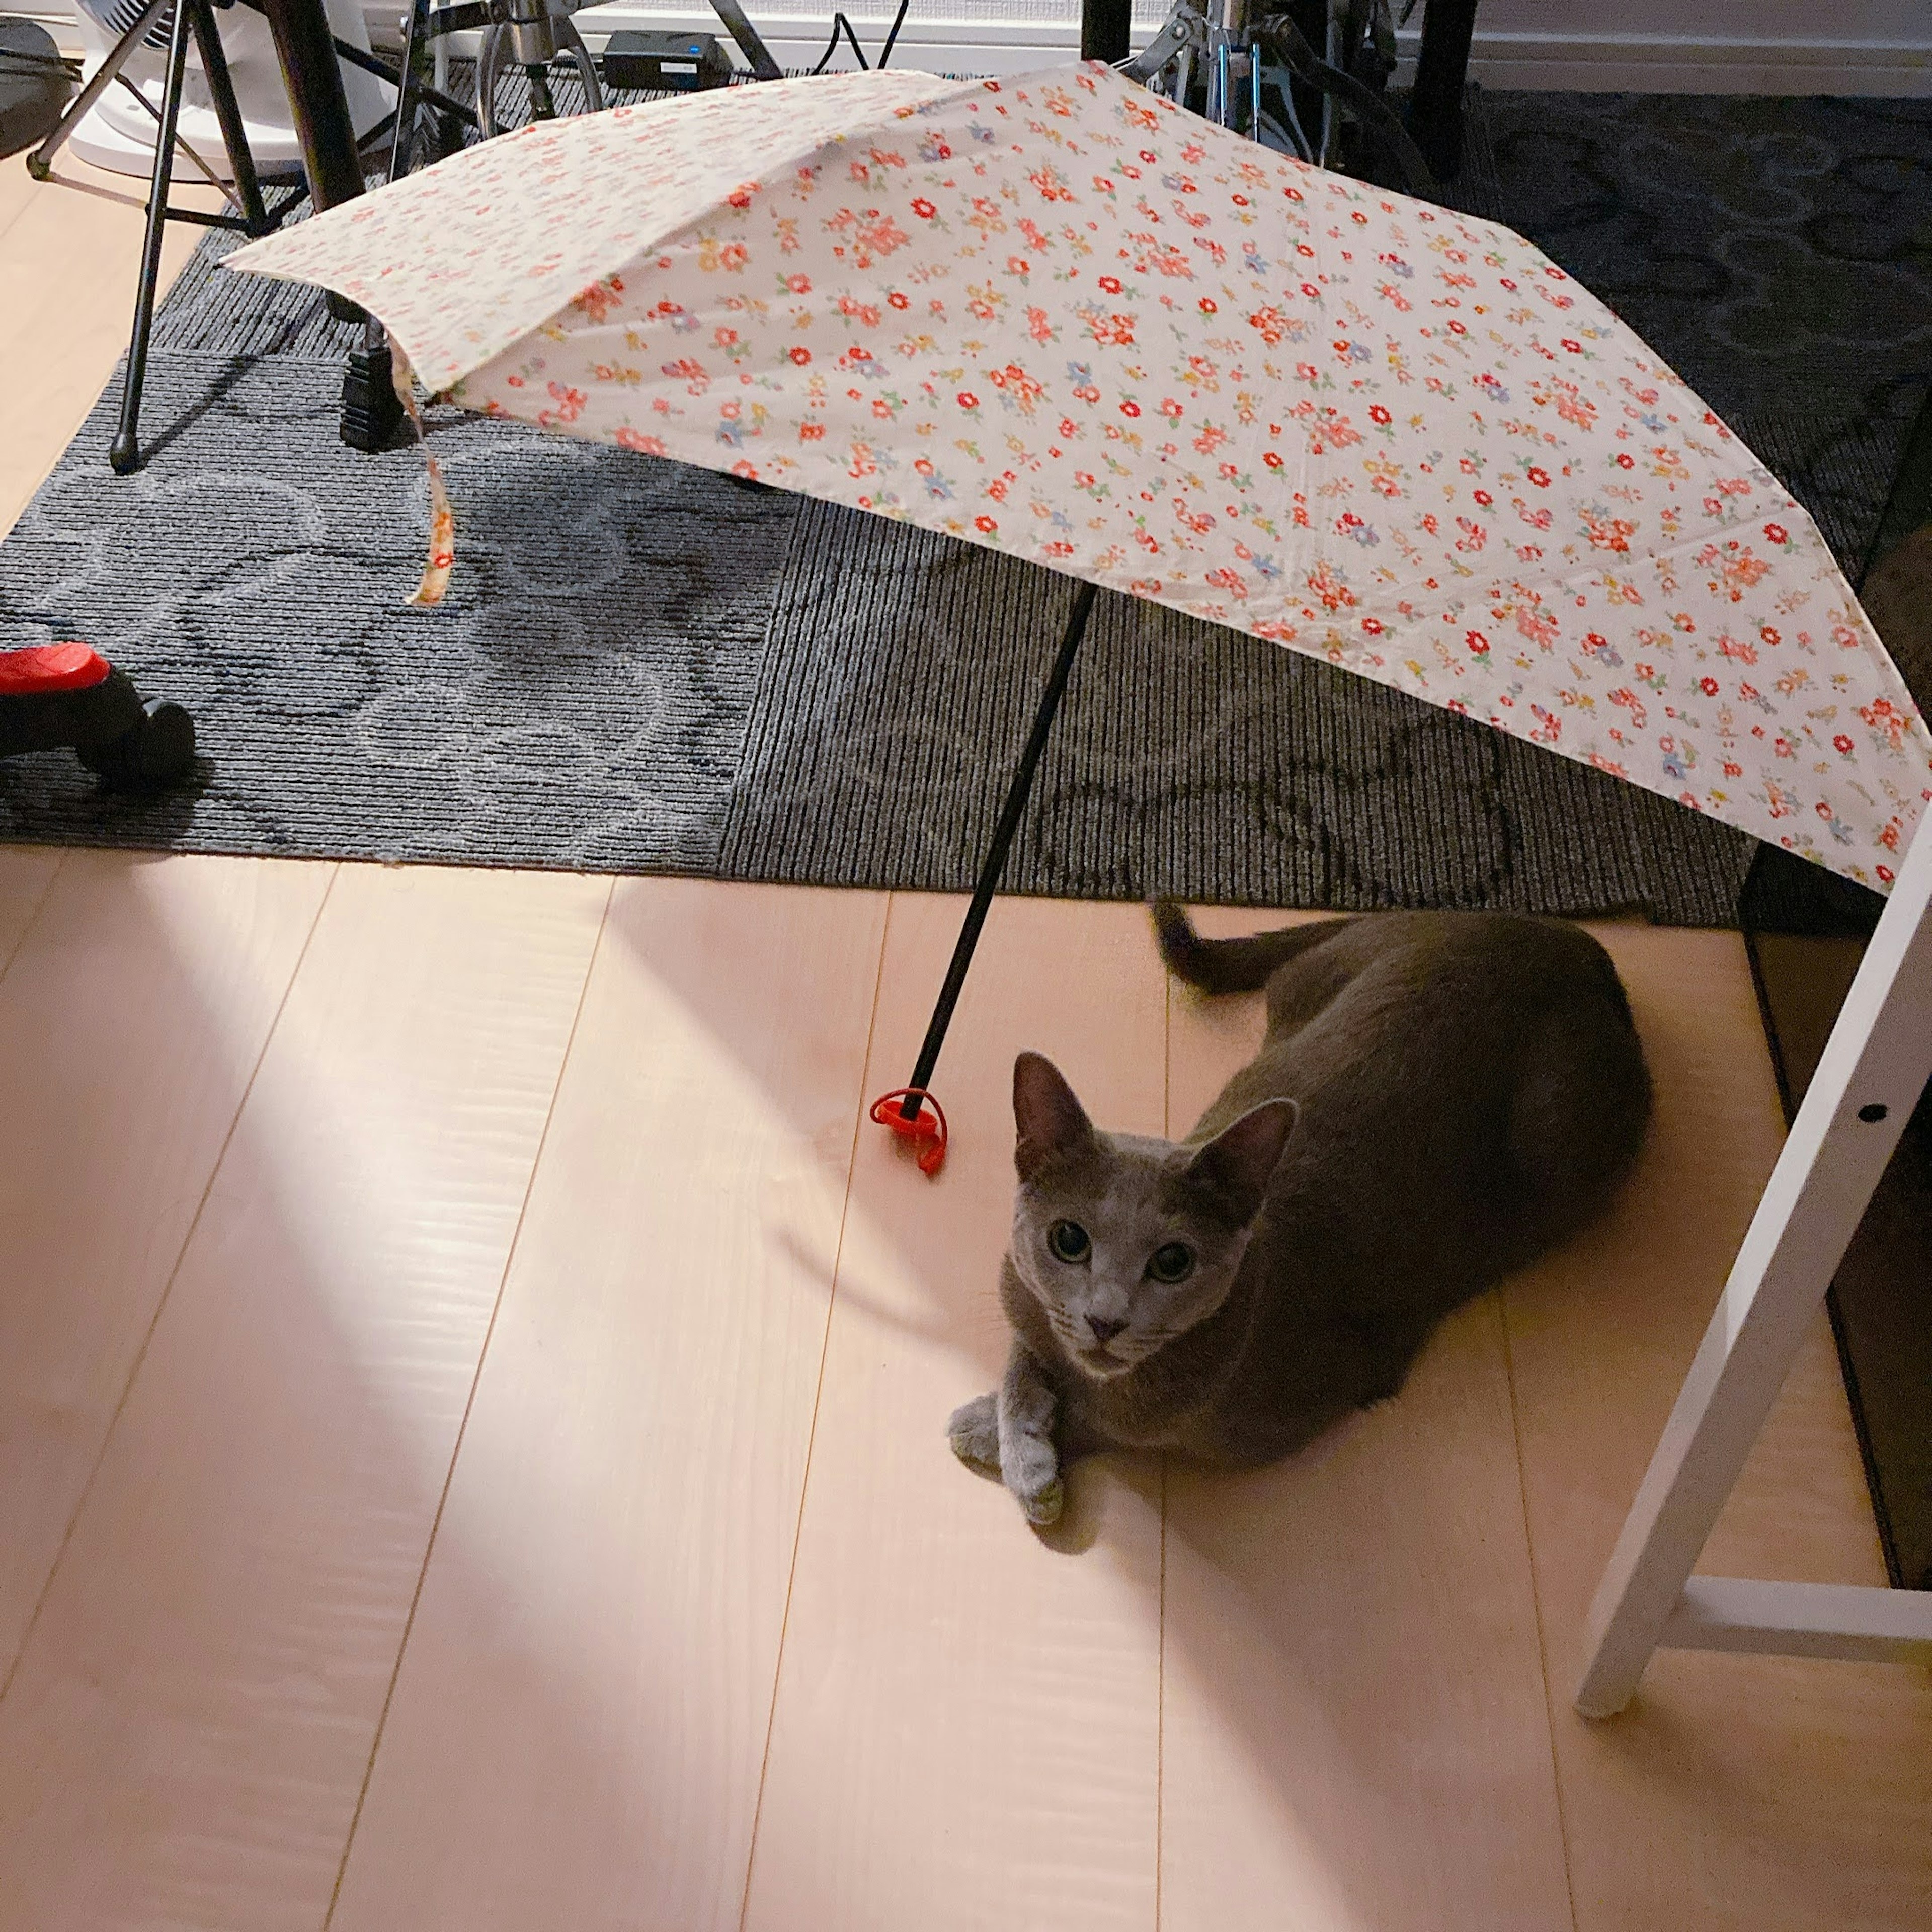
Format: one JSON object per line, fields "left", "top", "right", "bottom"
{"left": 900, "top": 578, "right": 1099, "bottom": 1121}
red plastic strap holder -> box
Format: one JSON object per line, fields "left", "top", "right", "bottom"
{"left": 0, "top": 642, "right": 111, "bottom": 695}
{"left": 869, "top": 1087, "right": 949, "bottom": 1176}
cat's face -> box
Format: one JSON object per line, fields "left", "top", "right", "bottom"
{"left": 1007, "top": 1053, "right": 1298, "bottom": 1381}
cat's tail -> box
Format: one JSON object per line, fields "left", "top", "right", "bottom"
{"left": 1152, "top": 901, "right": 1353, "bottom": 994}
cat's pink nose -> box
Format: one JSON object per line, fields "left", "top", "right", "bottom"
{"left": 1086, "top": 1315, "right": 1128, "bottom": 1344}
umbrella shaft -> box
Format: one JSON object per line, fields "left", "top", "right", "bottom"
{"left": 901, "top": 578, "right": 1100, "bottom": 1119}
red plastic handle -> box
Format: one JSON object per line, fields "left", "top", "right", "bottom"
{"left": 0, "top": 642, "right": 111, "bottom": 695}
{"left": 869, "top": 1088, "right": 949, "bottom": 1177}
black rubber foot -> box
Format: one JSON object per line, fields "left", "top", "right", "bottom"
{"left": 327, "top": 290, "right": 368, "bottom": 326}
{"left": 341, "top": 340, "right": 406, "bottom": 453}
{"left": 78, "top": 699, "right": 197, "bottom": 790}
{"left": 109, "top": 431, "right": 141, "bottom": 475}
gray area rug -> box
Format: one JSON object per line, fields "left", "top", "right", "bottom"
{"left": 4, "top": 351, "right": 802, "bottom": 870}
{"left": 2, "top": 90, "right": 1925, "bottom": 924}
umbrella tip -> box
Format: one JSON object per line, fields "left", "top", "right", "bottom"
{"left": 870, "top": 1088, "right": 948, "bottom": 1176}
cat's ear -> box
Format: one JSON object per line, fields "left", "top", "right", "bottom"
{"left": 1187, "top": 1099, "right": 1299, "bottom": 1222}
{"left": 1013, "top": 1052, "right": 1096, "bottom": 1181}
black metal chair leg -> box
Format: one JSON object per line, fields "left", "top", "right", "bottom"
{"left": 190, "top": 0, "right": 268, "bottom": 231}
{"left": 111, "top": 0, "right": 196, "bottom": 476}
{"left": 1408, "top": 0, "right": 1479, "bottom": 183}
{"left": 339, "top": 0, "right": 423, "bottom": 455}
{"left": 387, "top": 0, "right": 429, "bottom": 180}
{"left": 1080, "top": 0, "right": 1131, "bottom": 63}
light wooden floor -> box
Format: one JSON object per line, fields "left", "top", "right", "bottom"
{"left": 3, "top": 152, "right": 1930, "bottom": 1931}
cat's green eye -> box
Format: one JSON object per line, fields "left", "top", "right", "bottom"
{"left": 1048, "top": 1221, "right": 1091, "bottom": 1264}
{"left": 1148, "top": 1242, "right": 1195, "bottom": 1284}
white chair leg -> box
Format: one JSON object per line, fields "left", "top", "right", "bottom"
{"left": 1575, "top": 806, "right": 1932, "bottom": 1718}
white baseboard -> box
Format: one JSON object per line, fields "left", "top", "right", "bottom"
{"left": 552, "top": 14, "right": 1932, "bottom": 94}
{"left": 30, "top": 0, "right": 1932, "bottom": 97}
{"left": 1430, "top": 30, "right": 1932, "bottom": 96}
{"left": 555, "top": 13, "right": 1094, "bottom": 74}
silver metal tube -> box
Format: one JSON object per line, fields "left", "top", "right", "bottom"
{"left": 555, "top": 12, "right": 600, "bottom": 112}
{"left": 1319, "top": 1, "right": 1337, "bottom": 164}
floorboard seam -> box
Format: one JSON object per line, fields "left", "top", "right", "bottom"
{"left": 0, "top": 848, "right": 63, "bottom": 983}
{"left": 733, "top": 889, "right": 896, "bottom": 1932}
{"left": 1497, "top": 1288, "right": 1584, "bottom": 1932}
{"left": 0, "top": 854, "right": 340, "bottom": 1704}
{"left": 1154, "top": 1454, "right": 1168, "bottom": 1932}
{"left": 317, "top": 871, "right": 616, "bottom": 1930}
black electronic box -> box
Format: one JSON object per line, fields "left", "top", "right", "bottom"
{"left": 600, "top": 30, "right": 733, "bottom": 91}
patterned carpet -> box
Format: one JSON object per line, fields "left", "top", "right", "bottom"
{"left": 1481, "top": 93, "right": 1930, "bottom": 447}
{"left": 2, "top": 86, "right": 1927, "bottom": 923}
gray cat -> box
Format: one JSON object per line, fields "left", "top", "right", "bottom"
{"left": 949, "top": 904, "right": 1653, "bottom": 1525}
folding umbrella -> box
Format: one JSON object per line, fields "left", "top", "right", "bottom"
{"left": 226, "top": 61, "right": 1932, "bottom": 1166}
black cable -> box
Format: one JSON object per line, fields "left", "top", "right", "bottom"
{"left": 810, "top": 13, "right": 866, "bottom": 71}
{"left": 1258, "top": 95, "right": 1311, "bottom": 163}
{"left": 810, "top": 0, "right": 911, "bottom": 75}
{"left": 1251, "top": 11, "right": 1438, "bottom": 196}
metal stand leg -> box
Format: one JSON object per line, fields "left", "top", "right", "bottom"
{"left": 36, "top": 0, "right": 288, "bottom": 473}
{"left": 554, "top": 15, "right": 600, "bottom": 110}
{"left": 110, "top": 0, "right": 197, "bottom": 476}
{"left": 1575, "top": 810, "right": 1932, "bottom": 1717}
{"left": 24, "top": 0, "right": 170, "bottom": 180}
{"left": 708, "top": 0, "right": 782, "bottom": 80}
{"left": 257, "top": 0, "right": 366, "bottom": 212}
{"left": 1081, "top": 0, "right": 1132, "bottom": 62}
{"left": 387, "top": 0, "right": 428, "bottom": 178}
{"left": 1407, "top": 0, "right": 1477, "bottom": 183}
{"left": 897, "top": 580, "right": 1099, "bottom": 1120}
{"left": 190, "top": 0, "right": 268, "bottom": 230}
{"left": 340, "top": 0, "right": 428, "bottom": 455}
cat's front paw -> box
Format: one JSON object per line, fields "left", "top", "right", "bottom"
{"left": 1019, "top": 1475, "right": 1064, "bottom": 1527}
{"left": 1004, "top": 1433, "right": 1064, "bottom": 1527}
{"left": 947, "top": 1392, "right": 1002, "bottom": 1477}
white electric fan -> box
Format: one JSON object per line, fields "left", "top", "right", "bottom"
{"left": 63, "top": 0, "right": 389, "bottom": 177}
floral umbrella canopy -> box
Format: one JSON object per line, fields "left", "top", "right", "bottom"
{"left": 227, "top": 60, "right": 1932, "bottom": 889}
